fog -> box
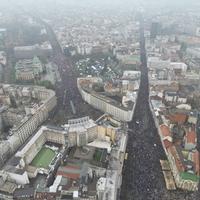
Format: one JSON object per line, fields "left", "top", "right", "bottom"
{"left": 1, "top": 0, "right": 200, "bottom": 8}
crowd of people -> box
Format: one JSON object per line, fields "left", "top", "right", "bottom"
{"left": 120, "top": 17, "right": 198, "bottom": 200}
{"left": 39, "top": 14, "right": 199, "bottom": 200}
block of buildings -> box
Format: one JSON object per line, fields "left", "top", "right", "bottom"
{"left": 0, "top": 115, "right": 128, "bottom": 200}
{"left": 150, "top": 88, "right": 200, "bottom": 191}
{"left": 77, "top": 71, "right": 140, "bottom": 122}
{"left": 15, "top": 56, "right": 44, "bottom": 81}
{"left": 14, "top": 42, "right": 52, "bottom": 59}
{"left": 0, "top": 84, "right": 57, "bottom": 168}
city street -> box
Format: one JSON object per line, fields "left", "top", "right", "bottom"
{"left": 35, "top": 14, "right": 199, "bottom": 200}
{"left": 120, "top": 16, "right": 198, "bottom": 200}
{"left": 34, "top": 16, "right": 102, "bottom": 122}
{"left": 1, "top": 2, "right": 200, "bottom": 200}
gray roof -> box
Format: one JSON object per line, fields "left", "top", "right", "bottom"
{"left": 7, "top": 156, "right": 21, "bottom": 167}
{"left": 4, "top": 165, "right": 25, "bottom": 175}
{"left": 13, "top": 187, "right": 35, "bottom": 198}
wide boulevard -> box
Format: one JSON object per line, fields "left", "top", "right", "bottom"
{"left": 120, "top": 16, "right": 198, "bottom": 200}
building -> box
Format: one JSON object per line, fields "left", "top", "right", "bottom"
{"left": 148, "top": 57, "right": 170, "bottom": 69}
{"left": 15, "top": 56, "right": 44, "bottom": 81}
{"left": 77, "top": 73, "right": 140, "bottom": 122}
{"left": 14, "top": 42, "right": 52, "bottom": 59}
{"left": 187, "top": 47, "right": 200, "bottom": 58}
{"left": 148, "top": 57, "right": 187, "bottom": 74}
{"left": 0, "top": 85, "right": 57, "bottom": 167}
{"left": 185, "top": 129, "right": 197, "bottom": 150}
{"left": 150, "top": 92, "right": 200, "bottom": 191}
{"left": 164, "top": 91, "right": 187, "bottom": 104}
{"left": 0, "top": 51, "right": 6, "bottom": 66}
{"left": 0, "top": 114, "right": 128, "bottom": 199}
{"left": 150, "top": 22, "right": 161, "bottom": 39}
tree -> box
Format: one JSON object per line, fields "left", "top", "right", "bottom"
{"left": 38, "top": 80, "right": 55, "bottom": 90}
{"left": 180, "top": 42, "right": 187, "bottom": 52}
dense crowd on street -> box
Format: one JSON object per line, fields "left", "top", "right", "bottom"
{"left": 120, "top": 17, "right": 199, "bottom": 200}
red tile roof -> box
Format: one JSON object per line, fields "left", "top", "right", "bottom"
{"left": 185, "top": 130, "right": 197, "bottom": 145}
{"left": 57, "top": 171, "right": 80, "bottom": 180}
{"left": 35, "top": 192, "right": 59, "bottom": 200}
{"left": 64, "top": 165, "right": 80, "bottom": 170}
{"left": 166, "top": 113, "right": 187, "bottom": 124}
{"left": 160, "top": 124, "right": 171, "bottom": 138}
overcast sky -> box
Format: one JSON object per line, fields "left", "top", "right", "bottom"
{"left": 0, "top": 0, "right": 199, "bottom": 12}
{"left": 1, "top": 0, "right": 199, "bottom": 5}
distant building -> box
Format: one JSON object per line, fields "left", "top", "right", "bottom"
{"left": 0, "top": 28, "right": 6, "bottom": 39}
{"left": 148, "top": 57, "right": 187, "bottom": 74}
{"left": 14, "top": 42, "right": 52, "bottom": 59}
{"left": 196, "top": 27, "right": 200, "bottom": 37}
{"left": 148, "top": 57, "right": 170, "bottom": 69}
{"left": 150, "top": 22, "right": 161, "bottom": 39}
{"left": 15, "top": 56, "right": 44, "bottom": 81}
{"left": 0, "top": 51, "right": 6, "bottom": 66}
{"left": 187, "top": 47, "right": 200, "bottom": 58}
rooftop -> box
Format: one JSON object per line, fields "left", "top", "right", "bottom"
{"left": 160, "top": 124, "right": 171, "bottom": 138}
{"left": 13, "top": 187, "right": 35, "bottom": 198}
{"left": 167, "top": 145, "right": 185, "bottom": 172}
{"left": 166, "top": 113, "right": 187, "bottom": 124}
{"left": 185, "top": 130, "right": 197, "bottom": 145}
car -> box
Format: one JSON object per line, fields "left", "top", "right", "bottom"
{"left": 136, "top": 120, "right": 140, "bottom": 124}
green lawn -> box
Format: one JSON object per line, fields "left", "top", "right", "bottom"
{"left": 31, "top": 147, "right": 56, "bottom": 169}
{"left": 180, "top": 172, "right": 199, "bottom": 182}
